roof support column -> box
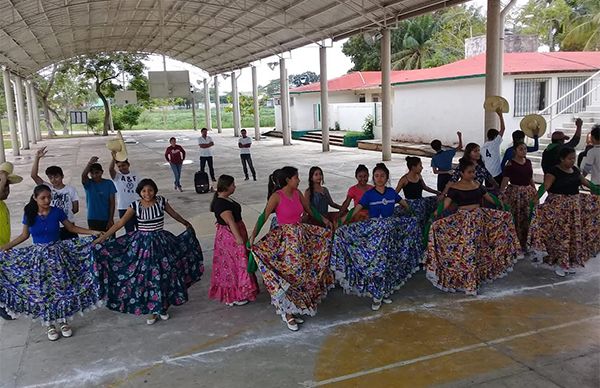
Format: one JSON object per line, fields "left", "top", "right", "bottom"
{"left": 214, "top": 76, "right": 222, "bottom": 133}
{"left": 30, "top": 82, "right": 42, "bottom": 142}
{"left": 25, "top": 80, "right": 37, "bottom": 145}
{"left": 231, "top": 72, "right": 241, "bottom": 137}
{"left": 381, "top": 28, "right": 392, "bottom": 161}
{"left": 280, "top": 58, "right": 291, "bottom": 145}
{"left": 320, "top": 46, "right": 330, "bottom": 152}
{"left": 203, "top": 78, "right": 212, "bottom": 131}
{"left": 484, "top": 0, "right": 502, "bottom": 136}
{"left": 252, "top": 66, "right": 261, "bottom": 141}
{"left": 14, "top": 76, "right": 29, "bottom": 150}
{"left": 2, "top": 69, "right": 19, "bottom": 157}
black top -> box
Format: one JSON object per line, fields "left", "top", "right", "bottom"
{"left": 541, "top": 135, "right": 581, "bottom": 174}
{"left": 548, "top": 166, "right": 581, "bottom": 195}
{"left": 448, "top": 186, "right": 487, "bottom": 206}
{"left": 403, "top": 180, "right": 423, "bottom": 199}
{"left": 213, "top": 197, "right": 242, "bottom": 225}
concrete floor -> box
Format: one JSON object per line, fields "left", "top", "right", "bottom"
{"left": 0, "top": 129, "right": 598, "bottom": 388}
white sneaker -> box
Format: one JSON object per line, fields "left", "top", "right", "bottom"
{"left": 226, "top": 300, "right": 249, "bottom": 307}
{"left": 159, "top": 313, "right": 170, "bottom": 321}
{"left": 146, "top": 314, "right": 158, "bottom": 325}
{"left": 59, "top": 323, "right": 73, "bottom": 338}
{"left": 293, "top": 316, "right": 304, "bottom": 324}
{"left": 371, "top": 299, "right": 382, "bottom": 311}
{"left": 554, "top": 266, "right": 566, "bottom": 277}
{"left": 47, "top": 325, "right": 59, "bottom": 341}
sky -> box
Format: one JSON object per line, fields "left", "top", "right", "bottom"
{"left": 143, "top": 0, "right": 526, "bottom": 94}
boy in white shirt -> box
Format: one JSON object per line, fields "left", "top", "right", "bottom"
{"left": 582, "top": 125, "right": 600, "bottom": 185}
{"left": 198, "top": 127, "right": 216, "bottom": 182}
{"left": 481, "top": 109, "right": 506, "bottom": 184}
{"left": 239, "top": 129, "right": 256, "bottom": 181}
{"left": 31, "top": 147, "right": 80, "bottom": 239}
{"left": 109, "top": 154, "right": 139, "bottom": 233}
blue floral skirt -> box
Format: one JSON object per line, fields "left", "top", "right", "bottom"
{"left": 394, "top": 197, "right": 438, "bottom": 229}
{"left": 0, "top": 237, "right": 101, "bottom": 325}
{"left": 331, "top": 216, "right": 423, "bottom": 300}
{"left": 93, "top": 228, "right": 204, "bottom": 315}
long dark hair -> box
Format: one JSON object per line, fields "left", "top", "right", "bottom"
{"left": 460, "top": 142, "right": 485, "bottom": 167}
{"left": 268, "top": 169, "right": 283, "bottom": 200}
{"left": 210, "top": 174, "right": 235, "bottom": 212}
{"left": 278, "top": 166, "right": 298, "bottom": 188}
{"left": 24, "top": 185, "right": 52, "bottom": 227}
{"left": 308, "top": 166, "right": 323, "bottom": 204}
{"left": 405, "top": 156, "right": 421, "bottom": 170}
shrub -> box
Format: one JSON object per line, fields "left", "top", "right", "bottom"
{"left": 118, "top": 105, "right": 143, "bottom": 129}
{"left": 362, "top": 115, "right": 374, "bottom": 138}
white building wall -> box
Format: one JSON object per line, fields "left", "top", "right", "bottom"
{"left": 330, "top": 103, "right": 379, "bottom": 132}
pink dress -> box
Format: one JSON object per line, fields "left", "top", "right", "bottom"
{"left": 275, "top": 189, "right": 303, "bottom": 224}
{"left": 347, "top": 184, "right": 372, "bottom": 221}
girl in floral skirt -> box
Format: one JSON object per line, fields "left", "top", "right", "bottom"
{"left": 92, "top": 178, "right": 203, "bottom": 325}
{"left": 304, "top": 166, "right": 342, "bottom": 226}
{"left": 448, "top": 143, "right": 499, "bottom": 192}
{"left": 250, "top": 166, "right": 333, "bottom": 332}
{"left": 426, "top": 160, "right": 519, "bottom": 295}
{"left": 394, "top": 156, "right": 441, "bottom": 229}
{"left": 0, "top": 185, "right": 102, "bottom": 341}
{"left": 339, "top": 164, "right": 373, "bottom": 223}
{"left": 331, "top": 163, "right": 423, "bottom": 311}
{"left": 500, "top": 142, "right": 537, "bottom": 256}
{"left": 209, "top": 175, "right": 259, "bottom": 306}
{"left": 529, "top": 147, "right": 597, "bottom": 276}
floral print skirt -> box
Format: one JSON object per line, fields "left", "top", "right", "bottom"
{"left": 529, "top": 193, "right": 596, "bottom": 268}
{"left": 252, "top": 223, "right": 333, "bottom": 316}
{"left": 331, "top": 216, "right": 423, "bottom": 300}
{"left": 500, "top": 184, "right": 536, "bottom": 253}
{"left": 0, "top": 237, "right": 100, "bottom": 325}
{"left": 394, "top": 197, "right": 438, "bottom": 230}
{"left": 93, "top": 228, "right": 204, "bottom": 315}
{"left": 425, "top": 208, "right": 519, "bottom": 295}
{"left": 209, "top": 221, "right": 259, "bottom": 304}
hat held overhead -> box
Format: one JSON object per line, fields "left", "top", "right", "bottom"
{"left": 483, "top": 96, "right": 509, "bottom": 113}
{"left": 106, "top": 131, "right": 128, "bottom": 162}
{"left": 519, "top": 114, "right": 547, "bottom": 138}
{"left": 0, "top": 162, "right": 23, "bottom": 184}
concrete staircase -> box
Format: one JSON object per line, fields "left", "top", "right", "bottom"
{"left": 297, "top": 131, "right": 345, "bottom": 146}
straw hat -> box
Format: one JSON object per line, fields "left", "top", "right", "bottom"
{"left": 106, "top": 131, "right": 128, "bottom": 162}
{"left": 519, "top": 114, "right": 547, "bottom": 138}
{"left": 0, "top": 162, "right": 23, "bottom": 184}
{"left": 483, "top": 96, "right": 509, "bottom": 113}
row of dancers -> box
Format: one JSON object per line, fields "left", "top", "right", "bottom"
{"left": 0, "top": 126, "right": 598, "bottom": 338}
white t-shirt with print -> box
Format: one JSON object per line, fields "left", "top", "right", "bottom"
{"left": 239, "top": 136, "right": 252, "bottom": 155}
{"left": 43, "top": 182, "right": 79, "bottom": 222}
{"left": 481, "top": 136, "right": 503, "bottom": 177}
{"left": 113, "top": 171, "right": 140, "bottom": 210}
{"left": 198, "top": 136, "right": 214, "bottom": 157}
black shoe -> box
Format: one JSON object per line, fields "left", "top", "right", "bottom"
{"left": 245, "top": 177, "right": 249, "bottom": 181}
{"left": 0, "top": 306, "right": 13, "bottom": 320}
{"left": 253, "top": 177, "right": 257, "bottom": 181}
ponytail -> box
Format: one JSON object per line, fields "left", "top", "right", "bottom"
{"left": 24, "top": 185, "right": 51, "bottom": 227}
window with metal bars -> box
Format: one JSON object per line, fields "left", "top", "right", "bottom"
{"left": 557, "top": 76, "right": 588, "bottom": 114}
{"left": 513, "top": 78, "right": 551, "bottom": 117}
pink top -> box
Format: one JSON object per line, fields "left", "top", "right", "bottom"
{"left": 347, "top": 184, "right": 373, "bottom": 206}
{"left": 275, "top": 189, "right": 303, "bottom": 224}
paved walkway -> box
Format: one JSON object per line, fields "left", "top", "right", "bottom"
{"left": 1, "top": 129, "right": 598, "bottom": 388}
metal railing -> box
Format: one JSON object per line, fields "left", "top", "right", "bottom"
{"left": 539, "top": 70, "right": 600, "bottom": 134}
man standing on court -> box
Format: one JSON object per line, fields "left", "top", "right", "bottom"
{"left": 239, "top": 129, "right": 256, "bottom": 181}
{"left": 198, "top": 127, "right": 216, "bottom": 182}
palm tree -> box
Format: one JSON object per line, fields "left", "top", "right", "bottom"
{"left": 562, "top": 0, "right": 600, "bottom": 50}
{"left": 391, "top": 15, "right": 439, "bottom": 70}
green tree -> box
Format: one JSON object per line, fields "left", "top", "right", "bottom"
{"left": 391, "top": 15, "right": 439, "bottom": 70}
{"left": 289, "top": 71, "right": 320, "bottom": 87}
{"left": 0, "top": 73, "right": 6, "bottom": 116}
{"left": 75, "top": 53, "right": 147, "bottom": 135}
{"left": 127, "top": 74, "right": 151, "bottom": 107}
{"left": 224, "top": 94, "right": 264, "bottom": 120}
{"left": 514, "top": 0, "right": 574, "bottom": 51}
{"left": 562, "top": 0, "right": 600, "bottom": 50}
{"left": 116, "top": 105, "right": 143, "bottom": 129}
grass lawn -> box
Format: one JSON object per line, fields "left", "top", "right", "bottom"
{"left": 133, "top": 107, "right": 275, "bottom": 130}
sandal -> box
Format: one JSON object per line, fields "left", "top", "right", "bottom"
{"left": 47, "top": 325, "right": 59, "bottom": 341}
{"left": 60, "top": 323, "right": 73, "bottom": 338}
{"left": 281, "top": 314, "right": 298, "bottom": 331}
{"left": 146, "top": 314, "right": 158, "bottom": 325}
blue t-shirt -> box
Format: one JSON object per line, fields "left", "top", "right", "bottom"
{"left": 359, "top": 187, "right": 402, "bottom": 218}
{"left": 431, "top": 149, "right": 456, "bottom": 172}
{"left": 83, "top": 178, "right": 117, "bottom": 221}
{"left": 23, "top": 207, "right": 67, "bottom": 244}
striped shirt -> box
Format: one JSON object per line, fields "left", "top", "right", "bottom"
{"left": 132, "top": 196, "right": 166, "bottom": 231}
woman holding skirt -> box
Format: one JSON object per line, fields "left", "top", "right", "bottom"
{"left": 209, "top": 175, "right": 259, "bottom": 306}
{"left": 529, "top": 147, "right": 597, "bottom": 276}
{"left": 332, "top": 163, "right": 423, "bottom": 311}
{"left": 426, "top": 160, "right": 519, "bottom": 295}
{"left": 500, "top": 142, "right": 537, "bottom": 255}
{"left": 339, "top": 164, "right": 373, "bottom": 223}
{"left": 92, "top": 179, "right": 203, "bottom": 325}
{"left": 0, "top": 185, "right": 102, "bottom": 341}
{"left": 250, "top": 166, "right": 333, "bottom": 332}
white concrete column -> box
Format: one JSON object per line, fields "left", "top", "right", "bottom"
{"left": 279, "top": 58, "right": 291, "bottom": 145}
{"left": 251, "top": 66, "right": 260, "bottom": 141}
{"left": 231, "top": 72, "right": 241, "bottom": 137}
{"left": 14, "top": 77, "right": 30, "bottom": 150}
{"left": 484, "top": 0, "right": 502, "bottom": 136}
{"left": 320, "top": 45, "right": 330, "bottom": 152}
{"left": 25, "top": 80, "right": 37, "bottom": 145}
{"left": 203, "top": 78, "right": 212, "bottom": 131}
{"left": 214, "top": 76, "right": 222, "bottom": 133}
{"left": 30, "top": 82, "right": 42, "bottom": 141}
{"left": 191, "top": 88, "right": 198, "bottom": 131}
{"left": 0, "top": 117, "right": 4, "bottom": 162}
{"left": 381, "top": 28, "right": 392, "bottom": 161}
{"left": 2, "top": 69, "right": 19, "bottom": 156}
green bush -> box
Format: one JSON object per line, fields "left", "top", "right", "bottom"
{"left": 362, "top": 115, "right": 374, "bottom": 138}
{"left": 115, "top": 105, "right": 143, "bottom": 129}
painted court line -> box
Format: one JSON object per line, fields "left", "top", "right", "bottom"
{"left": 21, "top": 273, "right": 600, "bottom": 388}
{"left": 300, "top": 315, "right": 600, "bottom": 387}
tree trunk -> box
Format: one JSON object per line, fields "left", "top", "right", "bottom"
{"left": 40, "top": 96, "right": 57, "bottom": 137}
{"left": 97, "top": 81, "right": 110, "bottom": 136}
